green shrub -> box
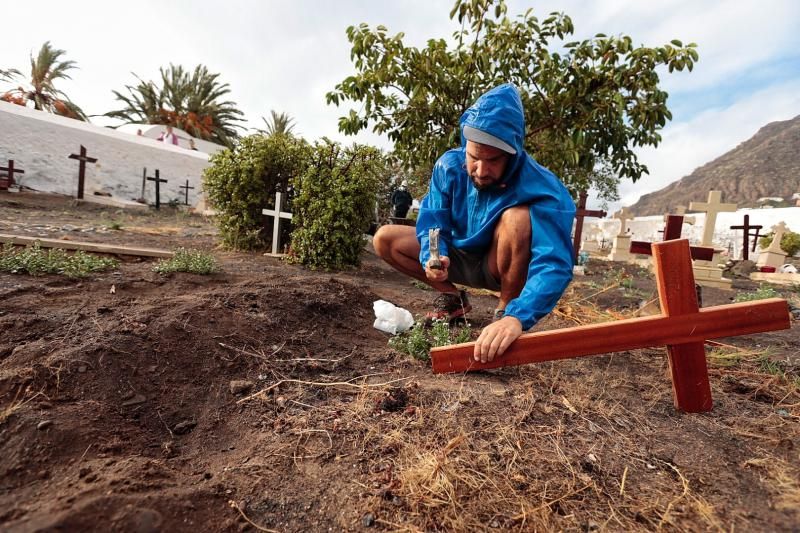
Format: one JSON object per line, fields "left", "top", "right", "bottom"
{"left": 389, "top": 319, "right": 472, "bottom": 361}
{"left": 202, "top": 134, "right": 311, "bottom": 250}
{"left": 289, "top": 140, "right": 388, "bottom": 269}
{"left": 153, "top": 248, "right": 218, "bottom": 275}
{"left": 733, "top": 284, "right": 779, "bottom": 303}
{"left": 0, "top": 243, "right": 118, "bottom": 277}
{"left": 759, "top": 229, "right": 800, "bottom": 257}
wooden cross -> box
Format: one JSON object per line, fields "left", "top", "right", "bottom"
{"left": 572, "top": 191, "right": 606, "bottom": 260}
{"left": 729, "top": 215, "right": 763, "bottom": 261}
{"left": 630, "top": 215, "right": 714, "bottom": 260}
{"left": 430, "top": 238, "right": 790, "bottom": 412}
{"left": 614, "top": 208, "right": 633, "bottom": 236}
{"left": 179, "top": 179, "right": 195, "bottom": 206}
{"left": 0, "top": 159, "right": 24, "bottom": 190}
{"left": 146, "top": 169, "right": 168, "bottom": 210}
{"left": 68, "top": 145, "right": 97, "bottom": 200}
{"left": 262, "top": 191, "right": 293, "bottom": 255}
{"left": 689, "top": 191, "right": 737, "bottom": 247}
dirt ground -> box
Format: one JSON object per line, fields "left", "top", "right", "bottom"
{"left": 1, "top": 191, "right": 799, "bottom": 532}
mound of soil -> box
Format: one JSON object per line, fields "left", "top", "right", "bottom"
{"left": 1, "top": 192, "right": 799, "bottom": 532}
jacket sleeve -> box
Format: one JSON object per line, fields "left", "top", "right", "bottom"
{"left": 415, "top": 160, "right": 454, "bottom": 267}
{"left": 503, "top": 203, "right": 574, "bottom": 330}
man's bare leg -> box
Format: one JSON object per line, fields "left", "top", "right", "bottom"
{"left": 487, "top": 205, "right": 532, "bottom": 310}
{"left": 372, "top": 225, "right": 458, "bottom": 293}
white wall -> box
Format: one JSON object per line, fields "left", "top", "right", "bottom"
{"left": 0, "top": 101, "right": 213, "bottom": 206}
{"left": 585, "top": 207, "right": 800, "bottom": 260}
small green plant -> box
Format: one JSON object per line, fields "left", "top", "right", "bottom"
{"left": 389, "top": 319, "right": 472, "bottom": 361}
{"left": 410, "top": 280, "right": 432, "bottom": 291}
{"left": 733, "top": 284, "right": 779, "bottom": 303}
{"left": 153, "top": 248, "right": 218, "bottom": 275}
{"left": 107, "top": 221, "right": 123, "bottom": 231}
{"left": 0, "top": 243, "right": 118, "bottom": 277}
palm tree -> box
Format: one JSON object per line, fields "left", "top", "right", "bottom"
{"left": 257, "top": 110, "right": 296, "bottom": 136}
{"left": 0, "top": 68, "right": 19, "bottom": 82}
{"left": 106, "top": 64, "right": 245, "bottom": 147}
{"left": 3, "top": 42, "right": 88, "bottom": 120}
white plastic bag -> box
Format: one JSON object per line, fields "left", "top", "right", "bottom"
{"left": 373, "top": 300, "right": 414, "bottom": 334}
{"left": 779, "top": 264, "right": 798, "bottom": 274}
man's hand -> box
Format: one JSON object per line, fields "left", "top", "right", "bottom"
{"left": 425, "top": 256, "right": 450, "bottom": 283}
{"left": 474, "top": 316, "right": 523, "bottom": 363}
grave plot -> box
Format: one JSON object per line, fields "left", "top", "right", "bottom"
{"left": 0, "top": 192, "right": 799, "bottom": 532}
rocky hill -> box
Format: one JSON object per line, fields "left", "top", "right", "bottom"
{"left": 629, "top": 115, "right": 800, "bottom": 215}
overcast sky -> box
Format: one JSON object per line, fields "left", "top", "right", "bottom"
{"left": 3, "top": 0, "right": 799, "bottom": 212}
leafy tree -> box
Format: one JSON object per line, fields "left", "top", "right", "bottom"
{"left": 759, "top": 229, "right": 800, "bottom": 257}
{"left": 257, "top": 110, "right": 297, "bottom": 136}
{"left": 326, "top": 0, "right": 698, "bottom": 199}
{"left": 106, "top": 64, "right": 244, "bottom": 146}
{"left": 202, "top": 134, "right": 311, "bottom": 250}
{"left": 1, "top": 42, "right": 87, "bottom": 120}
{"left": 290, "top": 140, "right": 387, "bottom": 269}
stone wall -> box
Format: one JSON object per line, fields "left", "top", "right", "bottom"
{"left": 0, "top": 101, "right": 212, "bottom": 206}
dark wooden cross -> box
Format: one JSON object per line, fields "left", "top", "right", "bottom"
{"left": 729, "top": 215, "right": 763, "bottom": 261}
{"left": 68, "top": 145, "right": 97, "bottom": 200}
{"left": 146, "top": 169, "right": 168, "bottom": 210}
{"left": 572, "top": 191, "right": 606, "bottom": 260}
{"left": 179, "top": 179, "right": 195, "bottom": 206}
{"left": 0, "top": 159, "right": 25, "bottom": 190}
{"left": 629, "top": 215, "right": 714, "bottom": 260}
{"left": 431, "top": 238, "right": 790, "bottom": 413}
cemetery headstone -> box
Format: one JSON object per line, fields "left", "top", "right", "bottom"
{"left": 608, "top": 208, "right": 634, "bottom": 262}
{"left": 262, "top": 191, "right": 293, "bottom": 256}
{"left": 68, "top": 145, "right": 97, "bottom": 200}
{"left": 755, "top": 221, "right": 789, "bottom": 269}
{"left": 179, "top": 179, "right": 195, "bottom": 206}
{"left": 0, "top": 159, "right": 24, "bottom": 190}
{"left": 572, "top": 191, "right": 606, "bottom": 260}
{"left": 146, "top": 169, "right": 168, "bottom": 210}
{"left": 729, "top": 214, "right": 763, "bottom": 261}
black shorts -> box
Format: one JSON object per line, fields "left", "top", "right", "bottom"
{"left": 446, "top": 247, "right": 501, "bottom": 291}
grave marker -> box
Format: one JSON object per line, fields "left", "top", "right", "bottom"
{"left": 431, "top": 238, "right": 790, "bottom": 412}
{"left": 146, "top": 169, "right": 168, "bottom": 210}
{"left": 689, "top": 191, "right": 737, "bottom": 247}
{"left": 572, "top": 191, "right": 606, "bottom": 260}
{"left": 729, "top": 215, "right": 763, "bottom": 261}
{"left": 68, "top": 145, "right": 97, "bottom": 200}
{"left": 262, "top": 191, "right": 293, "bottom": 255}
{"left": 630, "top": 215, "right": 714, "bottom": 260}
{"left": 756, "top": 222, "right": 790, "bottom": 269}
{"left": 179, "top": 179, "right": 195, "bottom": 206}
{"left": 608, "top": 208, "right": 634, "bottom": 261}
{"left": 0, "top": 159, "right": 25, "bottom": 190}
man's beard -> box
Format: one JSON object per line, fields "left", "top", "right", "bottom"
{"left": 470, "top": 175, "right": 502, "bottom": 190}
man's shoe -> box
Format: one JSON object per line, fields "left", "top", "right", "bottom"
{"left": 425, "top": 290, "right": 472, "bottom": 324}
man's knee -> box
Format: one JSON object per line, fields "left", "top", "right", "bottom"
{"left": 498, "top": 205, "right": 531, "bottom": 240}
{"left": 373, "top": 225, "right": 393, "bottom": 258}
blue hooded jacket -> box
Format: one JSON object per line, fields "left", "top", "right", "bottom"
{"left": 416, "top": 83, "right": 575, "bottom": 330}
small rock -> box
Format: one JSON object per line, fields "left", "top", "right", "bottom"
{"left": 96, "top": 306, "right": 111, "bottom": 314}
{"left": 229, "top": 380, "right": 254, "bottom": 395}
{"left": 77, "top": 365, "right": 87, "bottom": 373}
{"left": 362, "top": 513, "right": 375, "bottom": 527}
{"left": 172, "top": 420, "right": 197, "bottom": 435}
{"left": 122, "top": 394, "right": 147, "bottom": 407}
{"left": 37, "top": 420, "right": 53, "bottom": 430}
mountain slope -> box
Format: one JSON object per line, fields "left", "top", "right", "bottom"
{"left": 629, "top": 115, "right": 800, "bottom": 215}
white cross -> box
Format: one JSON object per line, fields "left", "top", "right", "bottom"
{"left": 262, "top": 191, "right": 293, "bottom": 255}
{"left": 689, "top": 191, "right": 737, "bottom": 246}
{"left": 766, "top": 221, "right": 789, "bottom": 253}
{"left": 614, "top": 208, "right": 633, "bottom": 236}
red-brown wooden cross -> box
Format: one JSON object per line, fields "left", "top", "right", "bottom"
{"left": 572, "top": 191, "right": 606, "bottom": 261}
{"left": 68, "top": 145, "right": 98, "bottom": 200}
{"left": 629, "top": 214, "right": 714, "bottom": 261}
{"left": 430, "top": 239, "right": 790, "bottom": 413}
{"left": 730, "top": 215, "right": 763, "bottom": 261}
{"left": 0, "top": 159, "right": 24, "bottom": 190}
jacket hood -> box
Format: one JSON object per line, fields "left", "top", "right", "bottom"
{"left": 459, "top": 83, "right": 526, "bottom": 184}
